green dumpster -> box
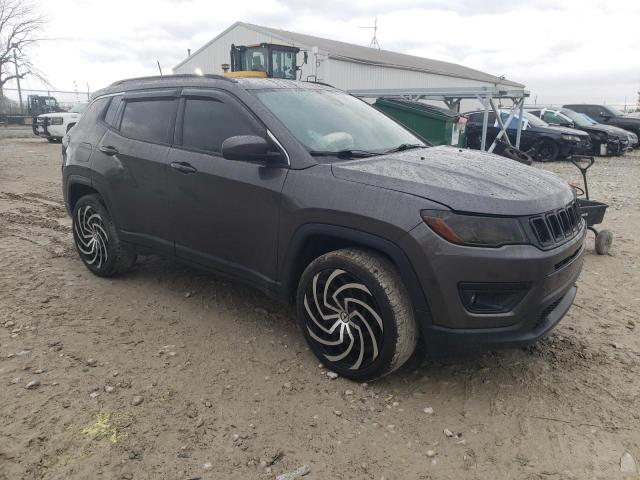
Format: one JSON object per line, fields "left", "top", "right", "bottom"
{"left": 375, "top": 98, "right": 466, "bottom": 147}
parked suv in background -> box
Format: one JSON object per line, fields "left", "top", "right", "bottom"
{"left": 34, "top": 103, "right": 87, "bottom": 142}
{"left": 526, "top": 107, "right": 630, "bottom": 155}
{"left": 62, "top": 75, "right": 586, "bottom": 380}
{"left": 564, "top": 104, "right": 640, "bottom": 143}
{"left": 465, "top": 110, "right": 591, "bottom": 161}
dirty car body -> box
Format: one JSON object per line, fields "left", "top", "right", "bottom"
{"left": 62, "top": 76, "right": 585, "bottom": 379}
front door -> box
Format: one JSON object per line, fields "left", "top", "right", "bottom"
{"left": 168, "top": 90, "right": 288, "bottom": 290}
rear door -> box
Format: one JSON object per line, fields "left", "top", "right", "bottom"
{"left": 167, "top": 89, "right": 288, "bottom": 289}
{"left": 94, "top": 90, "right": 178, "bottom": 253}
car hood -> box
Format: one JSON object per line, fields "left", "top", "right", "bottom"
{"left": 605, "top": 125, "right": 637, "bottom": 137}
{"left": 580, "top": 123, "right": 621, "bottom": 136}
{"left": 331, "top": 146, "right": 574, "bottom": 216}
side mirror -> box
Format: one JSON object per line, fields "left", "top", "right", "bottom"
{"left": 599, "top": 112, "right": 611, "bottom": 120}
{"left": 221, "top": 135, "right": 284, "bottom": 164}
{"left": 222, "top": 135, "right": 284, "bottom": 163}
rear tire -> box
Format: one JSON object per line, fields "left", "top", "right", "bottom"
{"left": 296, "top": 248, "right": 418, "bottom": 381}
{"left": 72, "top": 194, "right": 136, "bottom": 277}
{"left": 535, "top": 139, "right": 560, "bottom": 162}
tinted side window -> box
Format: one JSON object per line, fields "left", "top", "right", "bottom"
{"left": 72, "top": 97, "right": 110, "bottom": 143}
{"left": 584, "top": 106, "right": 599, "bottom": 117}
{"left": 120, "top": 99, "right": 176, "bottom": 144}
{"left": 542, "top": 111, "right": 559, "bottom": 123}
{"left": 104, "top": 95, "right": 123, "bottom": 126}
{"left": 468, "top": 112, "right": 496, "bottom": 124}
{"left": 499, "top": 112, "right": 520, "bottom": 130}
{"left": 77, "top": 97, "right": 110, "bottom": 127}
{"left": 181, "top": 98, "right": 261, "bottom": 153}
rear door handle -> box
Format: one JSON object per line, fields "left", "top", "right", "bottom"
{"left": 99, "top": 145, "right": 119, "bottom": 156}
{"left": 170, "top": 161, "right": 197, "bottom": 174}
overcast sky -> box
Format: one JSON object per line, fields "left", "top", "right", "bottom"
{"left": 9, "top": 0, "right": 640, "bottom": 107}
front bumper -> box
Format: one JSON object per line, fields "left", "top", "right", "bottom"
{"left": 560, "top": 137, "right": 592, "bottom": 157}
{"left": 33, "top": 117, "right": 64, "bottom": 138}
{"left": 33, "top": 116, "right": 49, "bottom": 137}
{"left": 605, "top": 138, "right": 628, "bottom": 155}
{"left": 400, "top": 221, "right": 586, "bottom": 352}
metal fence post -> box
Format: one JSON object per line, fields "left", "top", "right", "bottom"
{"left": 480, "top": 95, "right": 489, "bottom": 151}
{"left": 515, "top": 97, "right": 524, "bottom": 149}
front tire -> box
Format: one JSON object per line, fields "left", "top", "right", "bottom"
{"left": 72, "top": 194, "right": 136, "bottom": 277}
{"left": 296, "top": 248, "right": 418, "bottom": 381}
{"left": 535, "top": 139, "right": 560, "bottom": 162}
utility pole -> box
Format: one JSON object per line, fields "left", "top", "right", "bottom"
{"left": 11, "top": 44, "right": 23, "bottom": 114}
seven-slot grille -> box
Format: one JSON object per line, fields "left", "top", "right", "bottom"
{"left": 529, "top": 201, "right": 582, "bottom": 247}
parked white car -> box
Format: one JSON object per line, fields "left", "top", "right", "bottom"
{"left": 33, "top": 103, "right": 87, "bottom": 142}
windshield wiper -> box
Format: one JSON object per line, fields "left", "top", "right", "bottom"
{"left": 383, "top": 143, "right": 427, "bottom": 154}
{"left": 309, "top": 149, "right": 381, "bottom": 158}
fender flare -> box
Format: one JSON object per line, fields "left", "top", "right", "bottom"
{"left": 65, "top": 175, "right": 118, "bottom": 227}
{"left": 279, "top": 223, "right": 432, "bottom": 330}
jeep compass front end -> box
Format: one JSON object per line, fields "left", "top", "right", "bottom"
{"left": 63, "top": 75, "right": 585, "bottom": 381}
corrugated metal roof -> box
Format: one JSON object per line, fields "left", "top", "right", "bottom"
{"left": 174, "top": 22, "right": 523, "bottom": 88}
{"left": 177, "top": 21, "right": 522, "bottom": 88}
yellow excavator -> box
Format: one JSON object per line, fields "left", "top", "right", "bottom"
{"left": 226, "top": 43, "right": 306, "bottom": 79}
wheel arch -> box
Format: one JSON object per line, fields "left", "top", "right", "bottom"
{"left": 65, "top": 176, "right": 115, "bottom": 221}
{"left": 280, "top": 224, "right": 430, "bottom": 321}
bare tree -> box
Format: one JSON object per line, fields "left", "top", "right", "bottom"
{"left": 0, "top": 0, "right": 47, "bottom": 110}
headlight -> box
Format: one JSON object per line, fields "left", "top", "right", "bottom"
{"left": 421, "top": 210, "right": 527, "bottom": 247}
{"left": 50, "top": 117, "right": 63, "bottom": 125}
{"left": 561, "top": 134, "right": 582, "bottom": 142}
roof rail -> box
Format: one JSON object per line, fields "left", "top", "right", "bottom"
{"left": 303, "top": 80, "right": 335, "bottom": 88}
{"left": 108, "top": 73, "right": 233, "bottom": 87}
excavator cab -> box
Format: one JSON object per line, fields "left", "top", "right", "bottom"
{"left": 227, "top": 43, "right": 304, "bottom": 79}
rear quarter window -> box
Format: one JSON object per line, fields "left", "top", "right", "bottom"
{"left": 103, "top": 95, "right": 123, "bottom": 126}
{"left": 71, "top": 97, "right": 110, "bottom": 143}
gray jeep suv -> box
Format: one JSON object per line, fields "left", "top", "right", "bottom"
{"left": 62, "top": 75, "right": 586, "bottom": 380}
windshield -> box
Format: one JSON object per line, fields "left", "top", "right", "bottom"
{"left": 254, "top": 88, "right": 423, "bottom": 154}
{"left": 605, "top": 106, "right": 624, "bottom": 116}
{"left": 69, "top": 103, "right": 88, "bottom": 113}
{"left": 560, "top": 108, "right": 591, "bottom": 127}
{"left": 521, "top": 111, "right": 548, "bottom": 127}
{"left": 577, "top": 113, "right": 598, "bottom": 125}
{"left": 501, "top": 110, "right": 547, "bottom": 128}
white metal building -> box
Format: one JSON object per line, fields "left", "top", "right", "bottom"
{"left": 173, "top": 22, "right": 523, "bottom": 92}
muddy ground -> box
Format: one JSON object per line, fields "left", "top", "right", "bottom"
{"left": 1, "top": 131, "right": 639, "bottom": 480}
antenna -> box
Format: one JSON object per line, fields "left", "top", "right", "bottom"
{"left": 359, "top": 17, "right": 380, "bottom": 49}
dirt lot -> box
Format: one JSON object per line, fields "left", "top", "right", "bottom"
{"left": 1, "top": 131, "right": 639, "bottom": 480}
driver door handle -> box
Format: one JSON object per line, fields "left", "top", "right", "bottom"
{"left": 99, "top": 145, "right": 119, "bottom": 156}
{"left": 170, "top": 161, "right": 197, "bottom": 174}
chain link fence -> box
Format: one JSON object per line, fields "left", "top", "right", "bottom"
{"left": 1, "top": 87, "right": 92, "bottom": 124}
